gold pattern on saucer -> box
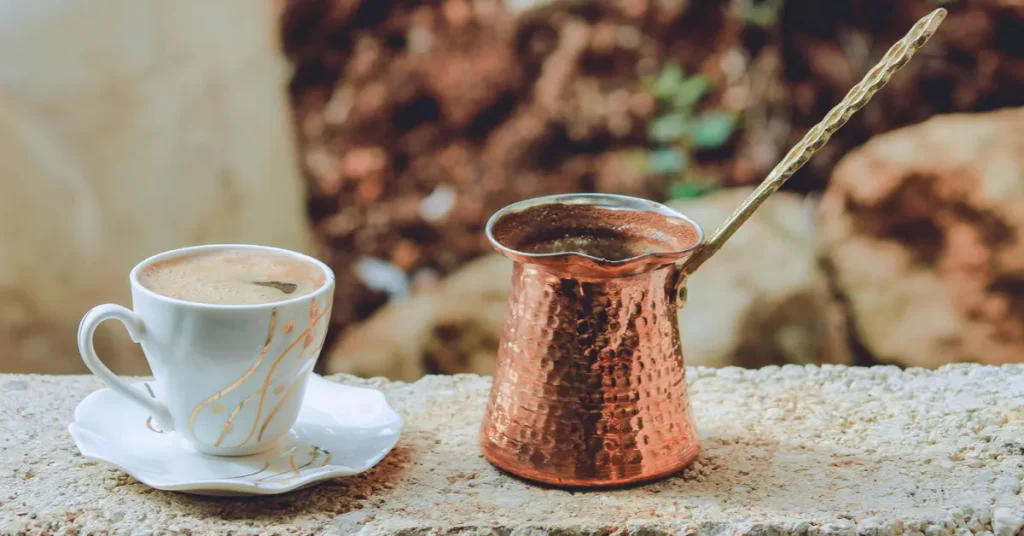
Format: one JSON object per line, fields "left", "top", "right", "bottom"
{"left": 211, "top": 404, "right": 225, "bottom": 415}
{"left": 273, "top": 384, "right": 285, "bottom": 396}
{"left": 229, "top": 461, "right": 271, "bottom": 480}
{"left": 282, "top": 321, "right": 295, "bottom": 334}
{"left": 143, "top": 383, "right": 165, "bottom": 434}
{"left": 189, "top": 308, "right": 278, "bottom": 438}
{"left": 248, "top": 446, "right": 332, "bottom": 485}
{"left": 145, "top": 417, "right": 163, "bottom": 434}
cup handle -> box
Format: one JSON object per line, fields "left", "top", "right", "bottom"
{"left": 77, "top": 304, "right": 175, "bottom": 432}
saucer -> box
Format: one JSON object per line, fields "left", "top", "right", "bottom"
{"left": 68, "top": 374, "right": 403, "bottom": 496}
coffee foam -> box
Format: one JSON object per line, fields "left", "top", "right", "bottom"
{"left": 138, "top": 248, "right": 326, "bottom": 305}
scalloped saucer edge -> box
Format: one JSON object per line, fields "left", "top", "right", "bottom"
{"left": 68, "top": 374, "right": 403, "bottom": 496}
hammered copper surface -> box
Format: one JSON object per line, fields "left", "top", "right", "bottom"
{"left": 478, "top": 11, "right": 947, "bottom": 486}
{"left": 481, "top": 194, "right": 702, "bottom": 487}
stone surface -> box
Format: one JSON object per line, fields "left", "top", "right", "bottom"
{"left": 3, "top": 365, "right": 1024, "bottom": 534}
{"left": 669, "top": 188, "right": 850, "bottom": 368}
{"left": 0, "top": 0, "right": 314, "bottom": 375}
{"left": 819, "top": 108, "right": 1024, "bottom": 369}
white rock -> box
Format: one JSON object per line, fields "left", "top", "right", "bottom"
{"left": 819, "top": 108, "right": 1024, "bottom": 368}
{"left": 992, "top": 508, "right": 1024, "bottom": 536}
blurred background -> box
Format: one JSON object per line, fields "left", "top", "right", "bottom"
{"left": 1, "top": 0, "right": 1022, "bottom": 381}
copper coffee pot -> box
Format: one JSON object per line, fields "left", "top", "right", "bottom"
{"left": 479, "top": 9, "right": 947, "bottom": 488}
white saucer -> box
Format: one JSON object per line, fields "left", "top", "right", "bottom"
{"left": 68, "top": 374, "right": 403, "bottom": 496}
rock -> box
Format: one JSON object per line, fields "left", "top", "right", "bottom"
{"left": 819, "top": 108, "right": 1024, "bottom": 368}
{"left": 3, "top": 365, "right": 1024, "bottom": 532}
{"left": 992, "top": 508, "right": 1024, "bottom": 536}
{"left": 0, "top": 0, "right": 314, "bottom": 375}
{"left": 669, "top": 188, "right": 849, "bottom": 368}
{"left": 325, "top": 255, "right": 513, "bottom": 380}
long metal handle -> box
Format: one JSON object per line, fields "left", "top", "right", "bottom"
{"left": 675, "top": 7, "right": 947, "bottom": 293}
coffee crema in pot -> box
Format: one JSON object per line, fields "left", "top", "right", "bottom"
{"left": 489, "top": 204, "right": 700, "bottom": 261}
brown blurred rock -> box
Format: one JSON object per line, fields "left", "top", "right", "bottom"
{"left": 669, "top": 188, "right": 848, "bottom": 368}
{"left": 819, "top": 107, "right": 1024, "bottom": 368}
{"left": 776, "top": 0, "right": 1024, "bottom": 191}
{"left": 325, "top": 255, "right": 512, "bottom": 381}
{"left": 284, "top": 0, "right": 1024, "bottom": 367}
{"left": 283, "top": 0, "right": 695, "bottom": 344}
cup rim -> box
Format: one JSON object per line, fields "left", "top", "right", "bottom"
{"left": 129, "top": 244, "right": 335, "bottom": 310}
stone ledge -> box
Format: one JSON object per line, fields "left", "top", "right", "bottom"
{"left": 2, "top": 365, "right": 1024, "bottom": 535}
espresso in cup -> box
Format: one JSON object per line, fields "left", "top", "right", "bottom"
{"left": 137, "top": 247, "right": 327, "bottom": 305}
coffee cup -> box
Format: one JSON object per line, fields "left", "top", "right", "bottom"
{"left": 77, "top": 244, "right": 335, "bottom": 456}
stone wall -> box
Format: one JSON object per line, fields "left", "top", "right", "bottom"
{"left": 0, "top": 0, "right": 314, "bottom": 374}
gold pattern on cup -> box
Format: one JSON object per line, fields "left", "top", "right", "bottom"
{"left": 189, "top": 309, "right": 278, "bottom": 437}
{"left": 304, "top": 300, "right": 317, "bottom": 349}
{"left": 257, "top": 372, "right": 307, "bottom": 443}
{"left": 186, "top": 297, "right": 331, "bottom": 450}
{"left": 232, "top": 300, "right": 327, "bottom": 447}
{"left": 212, "top": 309, "right": 327, "bottom": 447}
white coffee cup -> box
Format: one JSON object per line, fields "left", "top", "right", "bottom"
{"left": 77, "top": 244, "right": 335, "bottom": 456}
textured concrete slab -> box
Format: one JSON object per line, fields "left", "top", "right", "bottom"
{"left": 1, "top": 365, "right": 1024, "bottom": 534}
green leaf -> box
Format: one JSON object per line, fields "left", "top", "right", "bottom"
{"left": 671, "top": 75, "right": 712, "bottom": 109}
{"left": 737, "top": 0, "right": 783, "bottom": 27}
{"left": 648, "top": 148, "right": 689, "bottom": 174}
{"left": 648, "top": 112, "right": 690, "bottom": 143}
{"left": 667, "top": 179, "right": 717, "bottom": 199}
{"left": 691, "top": 111, "right": 738, "bottom": 150}
{"left": 652, "top": 63, "right": 685, "bottom": 100}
